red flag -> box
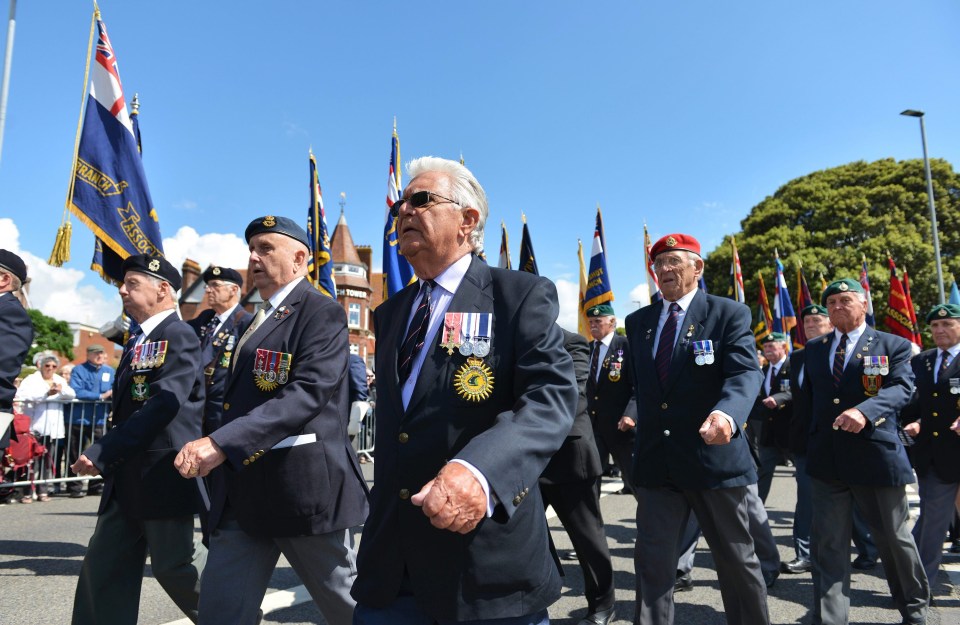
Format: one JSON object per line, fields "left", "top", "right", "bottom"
{"left": 795, "top": 262, "right": 814, "bottom": 346}
{"left": 884, "top": 257, "right": 920, "bottom": 345}
{"left": 902, "top": 270, "right": 923, "bottom": 347}
{"left": 754, "top": 271, "right": 774, "bottom": 345}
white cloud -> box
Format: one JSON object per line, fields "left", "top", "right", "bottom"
{"left": 0, "top": 218, "right": 121, "bottom": 326}
{"left": 629, "top": 283, "right": 651, "bottom": 308}
{"left": 555, "top": 278, "right": 580, "bottom": 332}
{"left": 162, "top": 226, "right": 250, "bottom": 272}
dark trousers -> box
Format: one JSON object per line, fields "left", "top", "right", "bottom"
{"left": 541, "top": 477, "right": 615, "bottom": 613}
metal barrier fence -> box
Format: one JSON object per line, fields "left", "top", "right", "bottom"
{"left": 353, "top": 403, "right": 375, "bottom": 463}
{"left": 2, "top": 399, "right": 110, "bottom": 495}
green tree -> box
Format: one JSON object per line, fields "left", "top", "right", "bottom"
{"left": 25, "top": 309, "right": 74, "bottom": 364}
{"left": 704, "top": 158, "right": 960, "bottom": 343}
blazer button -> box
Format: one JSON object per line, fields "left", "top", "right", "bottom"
{"left": 661, "top": 403, "right": 668, "bottom": 410}
{"left": 398, "top": 432, "right": 409, "bottom": 443}
{"left": 399, "top": 489, "right": 410, "bottom": 499}
{"left": 243, "top": 459, "right": 250, "bottom": 466}
{"left": 832, "top": 398, "right": 840, "bottom": 405}
{"left": 932, "top": 412, "right": 939, "bottom": 417}
{"left": 593, "top": 395, "right": 599, "bottom": 401}
{"left": 933, "top": 392, "right": 938, "bottom": 398}
{"left": 663, "top": 429, "right": 671, "bottom": 437}
{"left": 933, "top": 431, "right": 940, "bottom": 437}
{"left": 223, "top": 402, "right": 230, "bottom": 410}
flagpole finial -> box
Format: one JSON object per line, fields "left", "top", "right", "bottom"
{"left": 797, "top": 258, "right": 803, "bottom": 268}
{"left": 774, "top": 247, "right": 780, "bottom": 259}
{"left": 339, "top": 192, "right": 346, "bottom": 215}
{"left": 130, "top": 93, "right": 140, "bottom": 115}
{"left": 393, "top": 116, "right": 397, "bottom": 130}
{"left": 521, "top": 212, "right": 527, "bottom": 224}
{"left": 93, "top": 1, "right": 101, "bottom": 19}
{"left": 886, "top": 249, "right": 892, "bottom": 259}
{"left": 861, "top": 253, "right": 867, "bottom": 262}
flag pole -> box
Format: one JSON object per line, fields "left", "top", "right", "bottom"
{"left": 50, "top": 2, "right": 98, "bottom": 266}
{"left": 0, "top": 0, "right": 18, "bottom": 167}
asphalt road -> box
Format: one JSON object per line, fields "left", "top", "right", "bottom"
{"left": 1, "top": 464, "right": 958, "bottom": 624}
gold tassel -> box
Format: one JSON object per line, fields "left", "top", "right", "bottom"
{"left": 48, "top": 222, "right": 72, "bottom": 266}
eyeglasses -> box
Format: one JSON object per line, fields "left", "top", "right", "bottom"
{"left": 389, "top": 190, "right": 460, "bottom": 218}
{"left": 653, "top": 255, "right": 689, "bottom": 270}
{"left": 204, "top": 281, "right": 232, "bottom": 291}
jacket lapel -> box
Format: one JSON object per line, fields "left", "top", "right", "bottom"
{"left": 842, "top": 328, "right": 877, "bottom": 386}
{"left": 382, "top": 283, "right": 420, "bottom": 417}
{"left": 663, "top": 291, "right": 705, "bottom": 393}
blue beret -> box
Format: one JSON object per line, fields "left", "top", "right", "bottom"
{"left": 244, "top": 215, "right": 309, "bottom": 248}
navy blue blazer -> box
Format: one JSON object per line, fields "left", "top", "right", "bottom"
{"left": 587, "top": 333, "right": 638, "bottom": 448}
{"left": 787, "top": 348, "right": 812, "bottom": 455}
{"left": 804, "top": 327, "right": 915, "bottom": 486}
{"left": 901, "top": 348, "right": 960, "bottom": 483}
{"left": 187, "top": 306, "right": 254, "bottom": 435}
{"left": 84, "top": 312, "right": 205, "bottom": 519}
{"left": 0, "top": 292, "right": 32, "bottom": 447}
{"left": 750, "top": 358, "right": 793, "bottom": 449}
{"left": 352, "top": 256, "right": 577, "bottom": 621}
{"left": 209, "top": 279, "right": 369, "bottom": 537}
{"left": 624, "top": 290, "right": 762, "bottom": 490}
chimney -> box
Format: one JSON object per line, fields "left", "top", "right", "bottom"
{"left": 181, "top": 258, "right": 201, "bottom": 293}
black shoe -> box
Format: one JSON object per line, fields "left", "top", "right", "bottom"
{"left": 579, "top": 606, "right": 615, "bottom": 625}
{"left": 674, "top": 572, "right": 693, "bottom": 592}
{"left": 851, "top": 555, "right": 877, "bottom": 570}
{"left": 764, "top": 570, "right": 780, "bottom": 589}
{"left": 602, "top": 467, "right": 620, "bottom": 478}
{"left": 780, "top": 558, "right": 812, "bottom": 574}
{"left": 562, "top": 550, "right": 578, "bottom": 561}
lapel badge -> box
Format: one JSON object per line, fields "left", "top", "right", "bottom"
{"left": 645, "top": 328, "right": 653, "bottom": 341}
{"left": 253, "top": 349, "right": 293, "bottom": 391}
{"left": 441, "top": 312, "right": 464, "bottom": 355}
{"left": 273, "top": 306, "right": 292, "bottom": 321}
{"left": 454, "top": 356, "right": 495, "bottom": 402}
{"left": 131, "top": 375, "right": 149, "bottom": 401}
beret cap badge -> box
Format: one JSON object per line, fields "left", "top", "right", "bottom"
{"left": 940, "top": 308, "right": 948, "bottom": 317}
{"left": 665, "top": 236, "right": 677, "bottom": 247}
{"left": 212, "top": 267, "right": 221, "bottom": 276}
{"left": 262, "top": 216, "right": 277, "bottom": 227}
{"left": 839, "top": 282, "right": 848, "bottom": 291}
{"left": 148, "top": 259, "right": 160, "bottom": 272}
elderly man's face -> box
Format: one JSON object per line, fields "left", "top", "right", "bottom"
{"left": 119, "top": 272, "right": 164, "bottom": 322}
{"left": 588, "top": 316, "right": 617, "bottom": 341}
{"left": 762, "top": 340, "right": 786, "bottom": 363}
{"left": 86, "top": 351, "right": 107, "bottom": 366}
{"left": 205, "top": 280, "right": 239, "bottom": 312}
{"left": 826, "top": 292, "right": 866, "bottom": 333}
{"left": 802, "top": 314, "right": 834, "bottom": 342}
{"left": 397, "top": 171, "right": 477, "bottom": 274}
{"left": 654, "top": 252, "right": 702, "bottom": 302}
{"left": 931, "top": 318, "right": 960, "bottom": 351}
{"left": 249, "top": 233, "right": 305, "bottom": 299}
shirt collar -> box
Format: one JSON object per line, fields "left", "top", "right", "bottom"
{"left": 137, "top": 308, "right": 178, "bottom": 339}
{"left": 666, "top": 288, "right": 698, "bottom": 312}
{"left": 265, "top": 276, "right": 305, "bottom": 311}
{"left": 214, "top": 303, "right": 239, "bottom": 323}
{"left": 598, "top": 330, "right": 615, "bottom": 348}
{"left": 835, "top": 321, "right": 867, "bottom": 345}
{"left": 425, "top": 253, "right": 472, "bottom": 297}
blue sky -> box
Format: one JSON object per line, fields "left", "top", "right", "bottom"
{"left": 1, "top": 1, "right": 959, "bottom": 330}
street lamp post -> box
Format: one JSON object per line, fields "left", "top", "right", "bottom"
{"left": 901, "top": 109, "right": 945, "bottom": 305}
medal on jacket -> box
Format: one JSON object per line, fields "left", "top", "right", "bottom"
{"left": 441, "top": 312, "right": 464, "bottom": 355}
{"left": 458, "top": 313, "right": 492, "bottom": 357}
{"left": 950, "top": 378, "right": 960, "bottom": 395}
{"left": 608, "top": 349, "right": 623, "bottom": 382}
{"left": 454, "top": 356, "right": 495, "bottom": 402}
{"left": 693, "top": 340, "right": 714, "bottom": 366}
{"left": 131, "top": 375, "right": 149, "bottom": 401}
{"left": 254, "top": 348, "right": 293, "bottom": 391}
{"left": 780, "top": 379, "right": 790, "bottom": 392}
{"left": 132, "top": 340, "right": 167, "bottom": 370}
{"left": 219, "top": 335, "right": 236, "bottom": 368}
{"left": 861, "top": 355, "right": 885, "bottom": 397}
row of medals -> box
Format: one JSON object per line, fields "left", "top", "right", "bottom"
{"left": 132, "top": 342, "right": 166, "bottom": 369}
{"left": 863, "top": 356, "right": 889, "bottom": 376}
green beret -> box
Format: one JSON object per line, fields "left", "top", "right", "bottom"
{"left": 586, "top": 304, "right": 615, "bottom": 317}
{"left": 820, "top": 278, "right": 864, "bottom": 306}
{"left": 800, "top": 304, "right": 829, "bottom": 319}
{"left": 760, "top": 332, "right": 788, "bottom": 344}
{"left": 926, "top": 304, "right": 960, "bottom": 323}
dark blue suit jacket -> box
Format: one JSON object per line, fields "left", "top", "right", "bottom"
{"left": 587, "top": 333, "right": 637, "bottom": 450}
{"left": 624, "top": 290, "right": 762, "bottom": 490}
{"left": 84, "top": 311, "right": 205, "bottom": 519}
{"left": 352, "top": 256, "right": 577, "bottom": 621}
{"left": 787, "top": 348, "right": 812, "bottom": 455}
{"left": 187, "top": 306, "right": 254, "bottom": 435}
{"left": 0, "top": 292, "right": 32, "bottom": 447}
{"left": 804, "top": 327, "right": 915, "bottom": 486}
{"left": 901, "top": 348, "right": 960, "bottom": 483}
{"left": 210, "top": 278, "right": 369, "bottom": 537}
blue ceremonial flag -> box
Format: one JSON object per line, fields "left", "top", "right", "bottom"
{"left": 583, "top": 207, "right": 614, "bottom": 310}
{"left": 306, "top": 151, "right": 336, "bottom": 298}
{"left": 772, "top": 253, "right": 798, "bottom": 350}
{"left": 67, "top": 8, "right": 163, "bottom": 284}
{"left": 382, "top": 121, "right": 414, "bottom": 298}
{"left": 518, "top": 216, "right": 539, "bottom": 275}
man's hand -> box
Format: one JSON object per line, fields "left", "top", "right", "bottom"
{"left": 951, "top": 417, "right": 960, "bottom": 435}
{"left": 99, "top": 389, "right": 112, "bottom": 400}
{"left": 902, "top": 422, "right": 921, "bottom": 437}
{"left": 71, "top": 454, "right": 100, "bottom": 477}
{"left": 175, "top": 437, "right": 227, "bottom": 478}
{"left": 617, "top": 416, "right": 636, "bottom": 432}
{"left": 699, "top": 411, "right": 733, "bottom": 445}
{"left": 761, "top": 396, "right": 778, "bottom": 409}
{"left": 411, "top": 462, "right": 486, "bottom": 534}
{"left": 832, "top": 408, "right": 868, "bottom": 433}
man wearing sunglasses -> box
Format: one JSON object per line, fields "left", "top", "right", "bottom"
{"left": 352, "top": 157, "right": 577, "bottom": 625}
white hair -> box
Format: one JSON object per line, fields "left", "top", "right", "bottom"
{"left": 407, "top": 156, "right": 488, "bottom": 255}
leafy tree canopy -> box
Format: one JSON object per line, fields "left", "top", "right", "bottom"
{"left": 703, "top": 158, "right": 960, "bottom": 342}
{"left": 25, "top": 309, "right": 74, "bottom": 365}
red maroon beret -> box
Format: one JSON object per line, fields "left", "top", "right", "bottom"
{"left": 650, "top": 233, "right": 701, "bottom": 258}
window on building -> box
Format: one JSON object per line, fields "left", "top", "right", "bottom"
{"left": 348, "top": 303, "right": 361, "bottom": 328}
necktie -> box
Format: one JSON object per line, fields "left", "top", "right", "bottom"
{"left": 938, "top": 350, "right": 950, "bottom": 382}
{"left": 233, "top": 302, "right": 271, "bottom": 370}
{"left": 397, "top": 280, "right": 435, "bottom": 385}
{"left": 832, "top": 333, "right": 849, "bottom": 388}
{"left": 589, "top": 341, "right": 601, "bottom": 385}
{"left": 119, "top": 329, "right": 143, "bottom": 370}
{"left": 201, "top": 315, "right": 220, "bottom": 349}
{"left": 655, "top": 303, "right": 680, "bottom": 386}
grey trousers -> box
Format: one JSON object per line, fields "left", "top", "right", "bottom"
{"left": 810, "top": 478, "right": 928, "bottom": 625}
{"left": 634, "top": 485, "right": 770, "bottom": 625}
{"left": 72, "top": 498, "right": 206, "bottom": 624}
{"left": 198, "top": 515, "right": 358, "bottom": 625}
{"left": 912, "top": 471, "right": 960, "bottom": 585}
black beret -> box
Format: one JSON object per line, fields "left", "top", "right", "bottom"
{"left": 820, "top": 278, "right": 864, "bottom": 306}
{"left": 0, "top": 249, "right": 27, "bottom": 283}
{"left": 244, "top": 215, "right": 309, "bottom": 248}
{"left": 800, "top": 304, "right": 829, "bottom": 319}
{"left": 926, "top": 304, "right": 960, "bottom": 323}
{"left": 120, "top": 254, "right": 182, "bottom": 291}
{"left": 202, "top": 265, "right": 243, "bottom": 287}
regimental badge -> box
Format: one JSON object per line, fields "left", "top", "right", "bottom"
{"left": 454, "top": 357, "right": 495, "bottom": 402}
{"left": 253, "top": 348, "right": 293, "bottom": 391}
{"left": 263, "top": 215, "right": 277, "bottom": 227}
{"left": 131, "top": 375, "right": 149, "bottom": 401}
{"left": 148, "top": 259, "right": 160, "bottom": 272}
{"left": 665, "top": 236, "right": 677, "bottom": 247}
{"left": 939, "top": 308, "right": 949, "bottom": 317}
{"left": 212, "top": 267, "right": 221, "bottom": 276}
{"left": 441, "top": 312, "right": 464, "bottom": 355}
{"left": 693, "top": 340, "right": 715, "bottom": 366}
{"left": 839, "top": 282, "right": 849, "bottom": 292}
{"left": 220, "top": 335, "right": 236, "bottom": 368}
{"left": 131, "top": 340, "right": 168, "bottom": 370}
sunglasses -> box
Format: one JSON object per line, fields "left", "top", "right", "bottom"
{"left": 389, "top": 190, "right": 460, "bottom": 218}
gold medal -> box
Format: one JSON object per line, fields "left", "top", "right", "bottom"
{"left": 454, "top": 357, "right": 495, "bottom": 402}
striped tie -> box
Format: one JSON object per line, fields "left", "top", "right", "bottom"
{"left": 655, "top": 303, "right": 680, "bottom": 386}
{"left": 938, "top": 350, "right": 950, "bottom": 383}
{"left": 397, "top": 280, "right": 435, "bottom": 385}
{"left": 832, "top": 333, "right": 849, "bottom": 388}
